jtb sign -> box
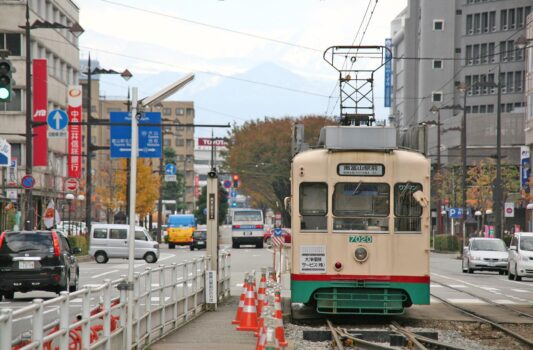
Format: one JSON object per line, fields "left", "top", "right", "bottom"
{"left": 110, "top": 112, "right": 162, "bottom": 158}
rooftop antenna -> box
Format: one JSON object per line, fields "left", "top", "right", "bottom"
{"left": 323, "top": 46, "right": 391, "bottom": 126}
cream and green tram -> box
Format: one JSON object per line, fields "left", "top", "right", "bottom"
{"left": 289, "top": 126, "right": 431, "bottom": 315}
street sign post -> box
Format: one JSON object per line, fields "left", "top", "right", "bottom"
{"left": 110, "top": 111, "right": 162, "bottom": 158}
{"left": 0, "top": 138, "right": 11, "bottom": 166}
{"left": 164, "top": 163, "right": 177, "bottom": 182}
{"left": 21, "top": 175, "right": 35, "bottom": 189}
{"left": 223, "top": 180, "right": 232, "bottom": 189}
{"left": 47, "top": 109, "right": 68, "bottom": 138}
{"left": 449, "top": 208, "right": 463, "bottom": 219}
{"left": 65, "top": 178, "right": 79, "bottom": 192}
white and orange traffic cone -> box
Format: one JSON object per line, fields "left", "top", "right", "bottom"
{"left": 232, "top": 273, "right": 248, "bottom": 325}
{"left": 257, "top": 269, "right": 267, "bottom": 315}
{"left": 236, "top": 276, "right": 259, "bottom": 332}
{"left": 273, "top": 290, "right": 287, "bottom": 347}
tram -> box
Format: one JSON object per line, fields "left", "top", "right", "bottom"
{"left": 288, "top": 126, "right": 431, "bottom": 315}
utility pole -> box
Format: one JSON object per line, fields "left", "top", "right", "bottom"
{"left": 493, "top": 65, "right": 503, "bottom": 238}
{"left": 24, "top": 3, "right": 33, "bottom": 230}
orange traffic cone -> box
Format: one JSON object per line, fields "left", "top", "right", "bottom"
{"left": 232, "top": 274, "right": 248, "bottom": 324}
{"left": 257, "top": 270, "right": 267, "bottom": 315}
{"left": 273, "top": 291, "right": 287, "bottom": 347}
{"left": 255, "top": 317, "right": 267, "bottom": 350}
{"left": 236, "top": 276, "right": 259, "bottom": 332}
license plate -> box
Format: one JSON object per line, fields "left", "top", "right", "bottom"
{"left": 197, "top": 241, "right": 205, "bottom": 245}
{"left": 19, "top": 261, "right": 35, "bottom": 269}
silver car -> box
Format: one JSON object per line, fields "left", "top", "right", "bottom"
{"left": 462, "top": 238, "right": 508, "bottom": 274}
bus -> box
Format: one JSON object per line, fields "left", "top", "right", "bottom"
{"left": 167, "top": 214, "right": 197, "bottom": 248}
{"left": 231, "top": 209, "right": 265, "bottom": 249}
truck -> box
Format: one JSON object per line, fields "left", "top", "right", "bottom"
{"left": 166, "top": 214, "right": 197, "bottom": 248}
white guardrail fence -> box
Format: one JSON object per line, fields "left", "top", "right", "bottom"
{"left": 0, "top": 252, "right": 231, "bottom": 350}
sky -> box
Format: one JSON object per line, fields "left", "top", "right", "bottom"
{"left": 77, "top": 0, "right": 408, "bottom": 137}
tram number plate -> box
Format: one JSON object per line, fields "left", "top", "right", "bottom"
{"left": 349, "top": 235, "right": 373, "bottom": 243}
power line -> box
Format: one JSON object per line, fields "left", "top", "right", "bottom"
{"left": 98, "top": 0, "right": 322, "bottom": 53}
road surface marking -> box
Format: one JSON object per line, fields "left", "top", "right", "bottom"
{"left": 447, "top": 298, "right": 487, "bottom": 304}
{"left": 92, "top": 270, "right": 120, "bottom": 279}
{"left": 159, "top": 255, "right": 174, "bottom": 261}
{"left": 493, "top": 299, "right": 517, "bottom": 304}
{"left": 480, "top": 286, "right": 500, "bottom": 291}
{"left": 449, "top": 284, "right": 467, "bottom": 288}
{"left": 429, "top": 297, "right": 442, "bottom": 303}
{"left": 430, "top": 284, "right": 442, "bottom": 288}
{"left": 236, "top": 283, "right": 243, "bottom": 287}
{"left": 511, "top": 289, "right": 531, "bottom": 293}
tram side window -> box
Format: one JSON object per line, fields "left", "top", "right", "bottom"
{"left": 394, "top": 183, "right": 423, "bottom": 232}
{"left": 332, "top": 183, "right": 390, "bottom": 232}
{"left": 299, "top": 183, "right": 327, "bottom": 231}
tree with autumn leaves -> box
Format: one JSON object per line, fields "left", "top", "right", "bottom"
{"left": 223, "top": 115, "right": 335, "bottom": 225}
{"left": 108, "top": 158, "right": 160, "bottom": 221}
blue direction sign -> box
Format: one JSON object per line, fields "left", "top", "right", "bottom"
{"left": 47, "top": 109, "right": 68, "bottom": 130}
{"left": 165, "top": 163, "right": 177, "bottom": 175}
{"left": 110, "top": 112, "right": 162, "bottom": 158}
{"left": 230, "top": 188, "right": 237, "bottom": 198}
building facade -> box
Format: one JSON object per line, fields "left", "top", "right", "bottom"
{"left": 391, "top": 0, "right": 532, "bottom": 232}
{"left": 0, "top": 0, "right": 81, "bottom": 229}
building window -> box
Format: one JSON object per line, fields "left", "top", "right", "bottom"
{"left": 501, "top": 9, "right": 508, "bottom": 30}
{"left": 489, "top": 11, "right": 496, "bottom": 31}
{"left": 0, "top": 33, "right": 22, "bottom": 56}
{"left": 186, "top": 108, "right": 194, "bottom": 116}
{"left": 163, "top": 139, "right": 170, "bottom": 146}
{"left": 487, "top": 104, "right": 494, "bottom": 113}
{"left": 466, "top": 15, "right": 473, "bottom": 34}
{"left": 163, "top": 108, "right": 171, "bottom": 116}
{"left": 175, "top": 108, "right": 184, "bottom": 115}
{"left": 432, "top": 60, "right": 443, "bottom": 69}
{"left": 175, "top": 139, "right": 184, "bottom": 147}
{"left": 432, "top": 92, "right": 443, "bottom": 102}
{"left": 433, "top": 20, "right": 444, "bottom": 31}
{"left": 0, "top": 88, "right": 22, "bottom": 111}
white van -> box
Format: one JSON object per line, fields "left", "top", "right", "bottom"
{"left": 508, "top": 232, "right": 533, "bottom": 281}
{"left": 89, "top": 224, "right": 159, "bottom": 264}
{"left": 231, "top": 209, "right": 264, "bottom": 249}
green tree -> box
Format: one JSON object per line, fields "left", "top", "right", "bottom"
{"left": 194, "top": 185, "right": 228, "bottom": 225}
{"left": 162, "top": 147, "right": 186, "bottom": 212}
{"left": 223, "top": 115, "right": 335, "bottom": 226}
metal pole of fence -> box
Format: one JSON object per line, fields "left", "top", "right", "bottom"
{"left": 33, "top": 299, "right": 44, "bottom": 350}
{"left": 159, "top": 265, "right": 165, "bottom": 337}
{"left": 103, "top": 279, "right": 111, "bottom": 350}
{"left": 81, "top": 289, "right": 90, "bottom": 347}
{"left": 0, "top": 309, "right": 13, "bottom": 350}
{"left": 59, "top": 292, "right": 69, "bottom": 350}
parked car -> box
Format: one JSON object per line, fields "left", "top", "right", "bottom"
{"left": 0, "top": 230, "right": 81, "bottom": 300}
{"left": 508, "top": 232, "right": 533, "bottom": 281}
{"left": 263, "top": 228, "right": 291, "bottom": 247}
{"left": 462, "top": 237, "right": 508, "bottom": 274}
{"left": 190, "top": 225, "right": 207, "bottom": 251}
{"left": 89, "top": 224, "right": 159, "bottom": 264}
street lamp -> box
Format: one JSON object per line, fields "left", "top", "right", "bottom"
{"left": 83, "top": 56, "right": 132, "bottom": 235}
{"left": 474, "top": 69, "right": 502, "bottom": 238}
{"left": 65, "top": 193, "right": 75, "bottom": 235}
{"left": 457, "top": 82, "right": 469, "bottom": 247}
{"left": 20, "top": 2, "right": 84, "bottom": 230}
{"left": 475, "top": 210, "right": 482, "bottom": 233}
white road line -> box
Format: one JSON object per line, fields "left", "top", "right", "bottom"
{"left": 429, "top": 297, "right": 442, "bottom": 304}
{"left": 236, "top": 283, "right": 243, "bottom": 287}
{"left": 92, "top": 270, "right": 120, "bottom": 279}
{"left": 449, "top": 284, "right": 467, "bottom": 289}
{"left": 447, "top": 298, "right": 487, "bottom": 304}
{"left": 511, "top": 289, "right": 531, "bottom": 293}
{"left": 430, "top": 284, "right": 442, "bottom": 288}
{"left": 159, "top": 255, "right": 174, "bottom": 261}
{"left": 493, "top": 299, "right": 517, "bottom": 305}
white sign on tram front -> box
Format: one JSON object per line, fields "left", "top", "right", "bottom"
{"left": 300, "top": 245, "right": 326, "bottom": 273}
{"left": 338, "top": 163, "right": 384, "bottom": 176}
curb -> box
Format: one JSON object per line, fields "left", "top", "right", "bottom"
{"left": 76, "top": 255, "right": 94, "bottom": 263}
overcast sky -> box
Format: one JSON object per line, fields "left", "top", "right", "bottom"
{"left": 77, "top": 0, "right": 408, "bottom": 136}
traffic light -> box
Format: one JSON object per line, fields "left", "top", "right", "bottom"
{"left": 232, "top": 174, "right": 240, "bottom": 188}
{"left": 0, "top": 59, "right": 14, "bottom": 102}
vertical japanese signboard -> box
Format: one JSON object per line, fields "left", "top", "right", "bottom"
{"left": 67, "top": 86, "right": 83, "bottom": 178}
{"left": 205, "top": 270, "right": 217, "bottom": 304}
{"left": 384, "top": 38, "right": 392, "bottom": 108}
{"left": 33, "top": 59, "right": 48, "bottom": 166}
{"left": 520, "top": 146, "right": 530, "bottom": 192}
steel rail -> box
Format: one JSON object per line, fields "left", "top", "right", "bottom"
{"left": 326, "top": 320, "right": 345, "bottom": 350}
{"left": 391, "top": 321, "right": 472, "bottom": 350}
{"left": 430, "top": 293, "right": 533, "bottom": 348}
{"left": 389, "top": 322, "right": 427, "bottom": 350}
{"left": 334, "top": 327, "right": 397, "bottom": 350}
{"left": 431, "top": 279, "right": 533, "bottom": 320}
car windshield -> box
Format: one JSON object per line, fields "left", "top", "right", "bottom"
{"left": 520, "top": 236, "right": 533, "bottom": 251}
{"left": 193, "top": 231, "right": 207, "bottom": 239}
{"left": 471, "top": 239, "right": 507, "bottom": 252}
{"left": 234, "top": 211, "right": 262, "bottom": 222}
{"left": 3, "top": 232, "right": 53, "bottom": 253}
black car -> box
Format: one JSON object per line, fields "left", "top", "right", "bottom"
{"left": 190, "top": 228, "right": 207, "bottom": 250}
{"left": 0, "top": 230, "right": 81, "bottom": 300}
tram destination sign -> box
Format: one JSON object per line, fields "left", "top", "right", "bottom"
{"left": 338, "top": 163, "right": 384, "bottom": 176}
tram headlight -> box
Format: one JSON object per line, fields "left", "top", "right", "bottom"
{"left": 354, "top": 246, "right": 368, "bottom": 263}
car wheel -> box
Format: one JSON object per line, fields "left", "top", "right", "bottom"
{"left": 461, "top": 261, "right": 467, "bottom": 273}
{"left": 232, "top": 240, "right": 239, "bottom": 249}
{"left": 498, "top": 270, "right": 504, "bottom": 275}
{"left": 508, "top": 264, "right": 514, "bottom": 280}
{"left": 95, "top": 251, "right": 108, "bottom": 264}
{"left": 190, "top": 245, "right": 194, "bottom": 251}
{"left": 514, "top": 265, "right": 522, "bottom": 281}
{"left": 256, "top": 241, "right": 264, "bottom": 249}
{"left": 3, "top": 291, "right": 14, "bottom": 300}
{"left": 144, "top": 252, "right": 157, "bottom": 264}
{"left": 168, "top": 243, "right": 176, "bottom": 249}
{"left": 70, "top": 270, "right": 79, "bottom": 293}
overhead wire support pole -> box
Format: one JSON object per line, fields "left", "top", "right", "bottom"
{"left": 24, "top": 2, "right": 33, "bottom": 230}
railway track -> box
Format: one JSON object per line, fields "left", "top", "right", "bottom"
{"left": 430, "top": 279, "right": 533, "bottom": 349}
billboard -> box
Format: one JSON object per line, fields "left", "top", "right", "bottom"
{"left": 198, "top": 138, "right": 227, "bottom": 147}
{"left": 33, "top": 59, "right": 47, "bottom": 166}
{"left": 384, "top": 38, "right": 392, "bottom": 108}
{"left": 520, "top": 146, "right": 530, "bottom": 192}
{"left": 67, "top": 86, "right": 83, "bottom": 178}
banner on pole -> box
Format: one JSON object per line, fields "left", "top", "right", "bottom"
{"left": 33, "top": 59, "right": 48, "bottom": 166}
{"left": 520, "top": 146, "right": 530, "bottom": 192}
{"left": 384, "top": 38, "right": 393, "bottom": 108}
{"left": 67, "top": 85, "right": 83, "bottom": 178}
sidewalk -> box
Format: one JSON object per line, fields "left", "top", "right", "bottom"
{"left": 150, "top": 296, "right": 257, "bottom": 350}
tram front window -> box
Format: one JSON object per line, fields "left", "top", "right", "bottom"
{"left": 332, "top": 183, "right": 389, "bottom": 232}
{"left": 394, "top": 183, "right": 423, "bottom": 232}
{"left": 299, "top": 183, "right": 327, "bottom": 231}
